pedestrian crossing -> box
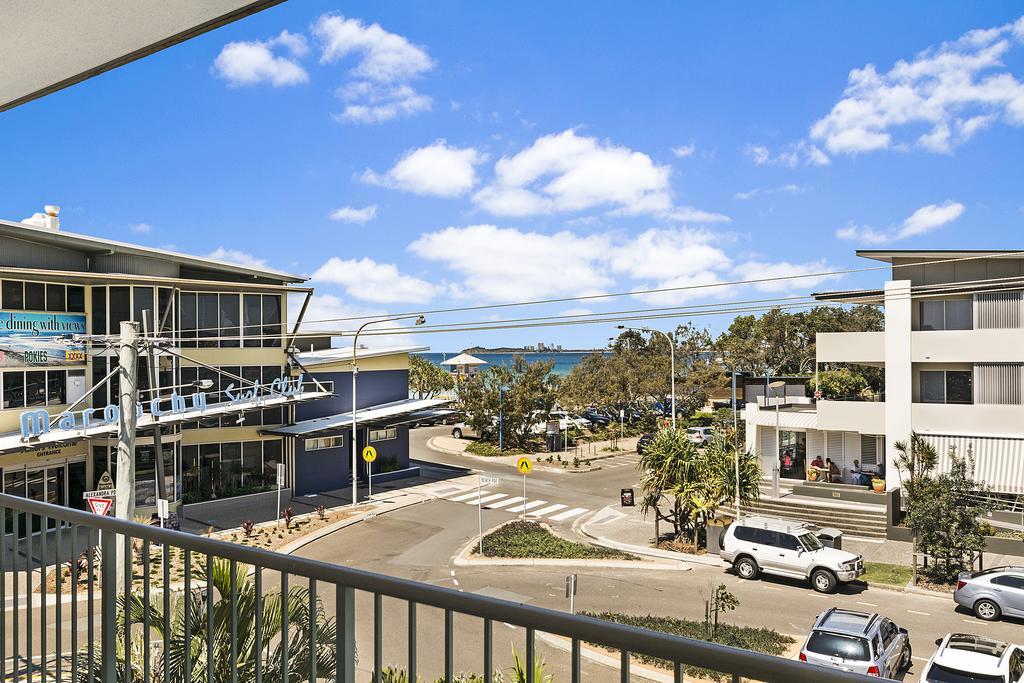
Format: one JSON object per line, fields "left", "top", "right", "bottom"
{"left": 600, "top": 454, "right": 641, "bottom": 469}
{"left": 428, "top": 486, "right": 593, "bottom": 524}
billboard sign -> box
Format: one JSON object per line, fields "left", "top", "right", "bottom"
{"left": 0, "top": 311, "right": 87, "bottom": 367}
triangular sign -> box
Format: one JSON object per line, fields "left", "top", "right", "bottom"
{"left": 88, "top": 498, "right": 112, "bottom": 516}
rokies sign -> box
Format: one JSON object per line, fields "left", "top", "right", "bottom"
{"left": 18, "top": 373, "right": 305, "bottom": 441}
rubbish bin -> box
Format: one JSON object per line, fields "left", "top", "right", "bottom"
{"left": 817, "top": 527, "right": 843, "bottom": 551}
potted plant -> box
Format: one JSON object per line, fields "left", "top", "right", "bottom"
{"left": 871, "top": 477, "right": 885, "bottom": 493}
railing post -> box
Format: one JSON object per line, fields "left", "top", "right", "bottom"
{"left": 336, "top": 585, "right": 355, "bottom": 683}
{"left": 101, "top": 528, "right": 118, "bottom": 683}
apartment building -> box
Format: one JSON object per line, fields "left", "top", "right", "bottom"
{"left": 0, "top": 209, "right": 320, "bottom": 516}
{"left": 744, "top": 250, "right": 1024, "bottom": 496}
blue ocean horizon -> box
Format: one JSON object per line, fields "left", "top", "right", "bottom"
{"left": 417, "top": 351, "right": 602, "bottom": 376}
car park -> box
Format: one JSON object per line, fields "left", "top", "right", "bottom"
{"left": 921, "top": 633, "right": 1024, "bottom": 683}
{"left": 636, "top": 432, "right": 654, "bottom": 455}
{"left": 720, "top": 515, "right": 864, "bottom": 593}
{"left": 954, "top": 566, "right": 1024, "bottom": 622}
{"left": 582, "top": 408, "right": 611, "bottom": 426}
{"left": 686, "top": 426, "right": 714, "bottom": 446}
{"left": 798, "top": 608, "right": 912, "bottom": 678}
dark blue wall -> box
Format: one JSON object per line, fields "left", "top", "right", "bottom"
{"left": 297, "top": 369, "right": 409, "bottom": 420}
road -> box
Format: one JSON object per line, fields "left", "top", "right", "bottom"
{"left": 289, "top": 425, "right": 1024, "bottom": 682}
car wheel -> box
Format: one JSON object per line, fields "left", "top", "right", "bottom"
{"left": 452, "top": 428, "right": 463, "bottom": 439}
{"left": 899, "top": 643, "right": 913, "bottom": 671}
{"left": 810, "top": 568, "right": 838, "bottom": 594}
{"left": 974, "top": 599, "right": 1001, "bottom": 621}
{"left": 735, "top": 556, "right": 759, "bottom": 580}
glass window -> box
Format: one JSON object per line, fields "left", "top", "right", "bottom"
{"left": 923, "top": 663, "right": 1003, "bottom": 682}
{"left": 753, "top": 529, "right": 778, "bottom": 546}
{"left": 920, "top": 300, "right": 944, "bottom": 331}
{"left": 262, "top": 295, "right": 282, "bottom": 348}
{"left": 198, "top": 367, "right": 219, "bottom": 427}
{"left": 242, "top": 366, "right": 263, "bottom": 426}
{"left": 109, "top": 286, "right": 131, "bottom": 332}
{"left": 243, "top": 294, "right": 262, "bottom": 348}
{"left": 242, "top": 442, "right": 263, "bottom": 486}
{"left": 921, "top": 370, "right": 946, "bottom": 403}
{"left": 369, "top": 428, "right": 398, "bottom": 442}
{"left": 133, "top": 287, "right": 154, "bottom": 328}
{"left": 805, "top": 632, "right": 870, "bottom": 661}
{"left": 25, "top": 371, "right": 46, "bottom": 407}
{"left": 2, "top": 280, "right": 24, "bottom": 309}
{"left": 262, "top": 366, "right": 283, "bottom": 425}
{"left": 181, "top": 445, "right": 200, "bottom": 496}
{"left": 4, "top": 469, "right": 26, "bottom": 497}
{"left": 221, "top": 442, "right": 242, "bottom": 490}
{"left": 946, "top": 371, "right": 973, "bottom": 404}
{"left": 46, "top": 370, "right": 67, "bottom": 405}
{"left": 197, "top": 294, "right": 218, "bottom": 348}
{"left": 777, "top": 533, "right": 801, "bottom": 551}
{"left": 945, "top": 299, "right": 972, "bottom": 330}
{"left": 219, "top": 294, "right": 240, "bottom": 347}
{"left": 46, "top": 284, "right": 65, "bottom": 312}
{"left": 67, "top": 285, "right": 85, "bottom": 313}
{"left": 91, "top": 287, "right": 107, "bottom": 335}
{"left": 179, "top": 292, "right": 197, "bottom": 347}
{"left": 135, "top": 445, "right": 157, "bottom": 507}
{"left": 157, "top": 288, "right": 173, "bottom": 333}
{"left": 734, "top": 526, "right": 756, "bottom": 543}
{"left": 2, "top": 372, "right": 25, "bottom": 409}
{"left": 263, "top": 440, "right": 283, "bottom": 482}
{"left": 25, "top": 282, "right": 45, "bottom": 310}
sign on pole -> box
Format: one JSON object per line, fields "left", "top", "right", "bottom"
{"left": 620, "top": 488, "right": 635, "bottom": 507}
{"left": 83, "top": 488, "right": 117, "bottom": 500}
{"left": 97, "top": 471, "right": 114, "bottom": 489}
{"left": 361, "top": 446, "right": 377, "bottom": 463}
{"left": 516, "top": 457, "right": 532, "bottom": 520}
{"left": 87, "top": 498, "right": 112, "bottom": 516}
{"left": 276, "top": 462, "right": 286, "bottom": 525}
{"left": 565, "top": 574, "right": 578, "bottom": 614}
{"left": 363, "top": 446, "right": 377, "bottom": 502}
{"left": 156, "top": 498, "right": 169, "bottom": 528}
{"left": 480, "top": 475, "right": 499, "bottom": 487}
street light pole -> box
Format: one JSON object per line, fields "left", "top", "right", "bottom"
{"left": 617, "top": 325, "right": 676, "bottom": 429}
{"left": 351, "top": 314, "right": 426, "bottom": 507}
{"left": 769, "top": 379, "right": 786, "bottom": 501}
{"left": 499, "top": 386, "right": 505, "bottom": 451}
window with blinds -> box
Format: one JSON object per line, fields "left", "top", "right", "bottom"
{"left": 974, "top": 364, "right": 1024, "bottom": 405}
{"left": 860, "top": 435, "right": 878, "bottom": 465}
{"left": 976, "top": 291, "right": 1022, "bottom": 329}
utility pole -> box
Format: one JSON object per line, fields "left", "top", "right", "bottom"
{"left": 142, "top": 311, "right": 167, "bottom": 501}
{"left": 115, "top": 321, "right": 140, "bottom": 589}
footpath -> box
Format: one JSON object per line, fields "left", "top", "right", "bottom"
{"left": 427, "top": 434, "right": 640, "bottom": 473}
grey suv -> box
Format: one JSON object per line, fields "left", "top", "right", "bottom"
{"left": 954, "top": 566, "right": 1024, "bottom": 621}
{"left": 799, "top": 608, "right": 912, "bottom": 678}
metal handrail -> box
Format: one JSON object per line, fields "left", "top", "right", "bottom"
{"left": 0, "top": 492, "right": 883, "bottom": 682}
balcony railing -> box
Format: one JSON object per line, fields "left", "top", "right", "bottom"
{"left": 0, "top": 492, "right": 880, "bottom": 682}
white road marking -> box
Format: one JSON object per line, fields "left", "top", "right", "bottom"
{"left": 549, "top": 507, "right": 589, "bottom": 522}
{"left": 856, "top": 601, "right": 878, "bottom": 607}
{"left": 762, "top": 586, "right": 782, "bottom": 591}
{"left": 963, "top": 619, "right": 989, "bottom": 625}
{"left": 912, "top": 656, "right": 929, "bottom": 662}
{"left": 450, "top": 491, "right": 487, "bottom": 502}
{"left": 531, "top": 504, "right": 569, "bottom": 517}
{"left": 506, "top": 500, "right": 548, "bottom": 513}
{"left": 459, "top": 493, "right": 506, "bottom": 505}
{"left": 453, "top": 579, "right": 460, "bottom": 587}
{"left": 906, "top": 610, "right": 930, "bottom": 616}
{"left": 486, "top": 496, "right": 525, "bottom": 509}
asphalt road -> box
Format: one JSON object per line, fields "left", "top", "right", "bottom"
{"left": 288, "top": 425, "right": 1024, "bottom": 682}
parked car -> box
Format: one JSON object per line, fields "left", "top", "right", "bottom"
{"left": 450, "top": 422, "right": 480, "bottom": 439}
{"left": 582, "top": 408, "right": 611, "bottom": 426}
{"left": 549, "top": 410, "right": 590, "bottom": 430}
{"left": 954, "top": 566, "right": 1024, "bottom": 621}
{"left": 920, "top": 633, "right": 1024, "bottom": 683}
{"left": 798, "top": 608, "right": 912, "bottom": 678}
{"left": 720, "top": 515, "right": 865, "bottom": 593}
{"left": 636, "top": 432, "right": 654, "bottom": 455}
{"left": 686, "top": 426, "right": 714, "bottom": 446}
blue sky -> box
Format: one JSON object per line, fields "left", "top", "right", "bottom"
{"left": 2, "top": 2, "right": 1022, "bottom": 351}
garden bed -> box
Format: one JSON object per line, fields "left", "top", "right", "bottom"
{"left": 475, "top": 521, "right": 637, "bottom": 560}
{"left": 860, "top": 562, "right": 912, "bottom": 587}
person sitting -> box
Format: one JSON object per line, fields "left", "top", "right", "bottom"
{"left": 810, "top": 455, "right": 824, "bottom": 470}
{"left": 826, "top": 458, "right": 840, "bottom": 483}
{"left": 850, "top": 459, "right": 868, "bottom": 486}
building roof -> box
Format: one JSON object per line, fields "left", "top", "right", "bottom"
{"left": 295, "top": 345, "right": 430, "bottom": 367}
{"left": 856, "top": 249, "right": 1024, "bottom": 264}
{"left": 0, "top": 0, "right": 283, "bottom": 112}
{"left": 260, "top": 398, "right": 452, "bottom": 438}
{"left": 0, "top": 219, "right": 305, "bottom": 283}
{"left": 440, "top": 353, "right": 487, "bottom": 366}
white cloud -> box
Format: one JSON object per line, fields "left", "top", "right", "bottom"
{"left": 671, "top": 143, "right": 695, "bottom": 158}
{"left": 608, "top": 228, "right": 730, "bottom": 281}
{"left": 129, "top": 222, "right": 152, "bottom": 233}
{"left": 836, "top": 200, "right": 966, "bottom": 244}
{"left": 660, "top": 206, "right": 732, "bottom": 223}
{"left": 328, "top": 205, "right": 378, "bottom": 223}
{"left": 745, "top": 141, "right": 830, "bottom": 167}
{"left": 559, "top": 307, "right": 594, "bottom": 317}
{"left": 311, "top": 256, "right": 440, "bottom": 303}
{"left": 294, "top": 293, "right": 417, "bottom": 347}
{"left": 362, "top": 141, "right": 485, "bottom": 197}
{"left": 313, "top": 13, "right": 435, "bottom": 124}
{"left": 212, "top": 31, "right": 309, "bottom": 87}
{"left": 734, "top": 184, "right": 804, "bottom": 201}
{"left": 206, "top": 247, "right": 269, "bottom": 269}
{"left": 734, "top": 260, "right": 841, "bottom": 293}
{"left": 811, "top": 15, "right": 1024, "bottom": 154}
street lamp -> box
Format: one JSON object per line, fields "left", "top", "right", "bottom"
{"left": 769, "top": 379, "right": 786, "bottom": 500}
{"left": 351, "top": 314, "right": 426, "bottom": 506}
{"left": 618, "top": 325, "right": 676, "bottom": 429}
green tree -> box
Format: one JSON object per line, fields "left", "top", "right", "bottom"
{"left": 409, "top": 354, "right": 455, "bottom": 398}
{"left": 808, "top": 368, "right": 870, "bottom": 400}
{"left": 81, "top": 558, "right": 337, "bottom": 682}
{"left": 458, "top": 355, "right": 556, "bottom": 449}
{"left": 893, "top": 432, "right": 939, "bottom": 518}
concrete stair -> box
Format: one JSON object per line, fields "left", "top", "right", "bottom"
{"left": 722, "top": 496, "right": 889, "bottom": 540}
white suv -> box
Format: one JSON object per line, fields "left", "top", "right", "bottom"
{"left": 686, "top": 426, "right": 714, "bottom": 445}
{"left": 720, "top": 516, "right": 864, "bottom": 593}
{"left": 921, "top": 633, "right": 1024, "bottom": 683}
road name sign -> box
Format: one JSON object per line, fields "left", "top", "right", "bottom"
{"left": 480, "top": 475, "right": 500, "bottom": 486}
{"left": 362, "top": 445, "right": 378, "bottom": 463}
{"left": 83, "top": 488, "right": 117, "bottom": 500}
{"left": 87, "top": 498, "right": 112, "bottom": 516}
{"left": 516, "top": 457, "right": 532, "bottom": 474}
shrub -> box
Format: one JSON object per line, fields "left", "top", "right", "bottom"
{"left": 315, "top": 505, "right": 327, "bottom": 521}
{"left": 241, "top": 520, "right": 256, "bottom": 539}
{"left": 281, "top": 507, "right": 294, "bottom": 529}
{"left": 477, "top": 521, "right": 636, "bottom": 560}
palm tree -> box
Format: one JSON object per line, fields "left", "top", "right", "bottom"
{"left": 893, "top": 431, "right": 938, "bottom": 517}
{"left": 79, "top": 558, "right": 338, "bottom": 682}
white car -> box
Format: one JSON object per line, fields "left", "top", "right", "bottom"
{"left": 686, "top": 426, "right": 714, "bottom": 446}
{"left": 550, "top": 410, "right": 590, "bottom": 430}
{"left": 921, "top": 633, "right": 1024, "bottom": 683}
{"left": 720, "top": 516, "right": 864, "bottom": 593}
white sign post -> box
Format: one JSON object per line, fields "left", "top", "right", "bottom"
{"left": 156, "top": 498, "right": 169, "bottom": 529}
{"left": 276, "top": 462, "right": 285, "bottom": 525}
{"left": 619, "top": 408, "right": 625, "bottom": 439}
{"left": 516, "top": 458, "right": 532, "bottom": 520}
{"left": 478, "top": 475, "right": 499, "bottom": 554}
{"left": 362, "top": 446, "right": 378, "bottom": 503}
{"left": 566, "top": 573, "right": 578, "bottom": 614}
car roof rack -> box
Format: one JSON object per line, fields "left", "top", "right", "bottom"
{"left": 861, "top": 613, "right": 880, "bottom": 634}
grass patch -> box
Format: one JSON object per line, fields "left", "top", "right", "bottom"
{"left": 476, "top": 521, "right": 637, "bottom": 560}
{"left": 861, "top": 562, "right": 913, "bottom": 587}
{"left": 581, "top": 611, "right": 794, "bottom": 681}
{"left": 464, "top": 441, "right": 527, "bottom": 457}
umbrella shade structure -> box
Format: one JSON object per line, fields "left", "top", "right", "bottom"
{"left": 440, "top": 353, "right": 487, "bottom": 377}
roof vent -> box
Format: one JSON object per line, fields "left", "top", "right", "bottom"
{"left": 22, "top": 205, "right": 60, "bottom": 231}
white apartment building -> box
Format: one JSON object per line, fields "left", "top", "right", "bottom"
{"left": 744, "top": 250, "right": 1024, "bottom": 496}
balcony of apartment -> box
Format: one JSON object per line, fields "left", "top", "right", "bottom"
{"left": 815, "top": 331, "right": 885, "bottom": 365}
{"left": 911, "top": 402, "right": 1024, "bottom": 438}
{"left": 911, "top": 329, "right": 1024, "bottom": 363}
{"left": 815, "top": 397, "right": 886, "bottom": 433}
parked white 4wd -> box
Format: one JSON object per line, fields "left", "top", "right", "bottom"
{"left": 721, "top": 516, "right": 864, "bottom": 594}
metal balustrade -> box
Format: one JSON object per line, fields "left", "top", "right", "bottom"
{"left": 0, "top": 492, "right": 882, "bottom": 682}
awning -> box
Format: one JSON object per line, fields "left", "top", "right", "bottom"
{"left": 0, "top": 388, "right": 332, "bottom": 455}
{"left": 260, "top": 398, "right": 452, "bottom": 438}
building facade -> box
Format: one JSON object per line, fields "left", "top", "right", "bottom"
{"left": 744, "top": 250, "right": 1024, "bottom": 496}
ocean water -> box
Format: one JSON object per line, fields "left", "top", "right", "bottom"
{"left": 417, "top": 351, "right": 601, "bottom": 377}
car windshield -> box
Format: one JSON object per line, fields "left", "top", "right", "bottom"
{"left": 798, "top": 533, "right": 824, "bottom": 551}
{"left": 925, "top": 663, "right": 1005, "bottom": 683}
{"left": 805, "top": 632, "right": 870, "bottom": 661}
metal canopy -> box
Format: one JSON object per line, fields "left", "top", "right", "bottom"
{"left": 260, "top": 398, "right": 453, "bottom": 438}
{"left": 0, "top": 0, "right": 285, "bottom": 112}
